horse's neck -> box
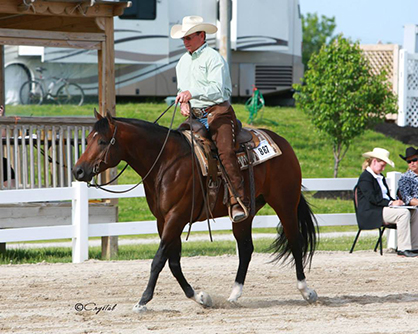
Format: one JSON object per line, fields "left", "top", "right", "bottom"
{"left": 120, "top": 122, "right": 183, "bottom": 179}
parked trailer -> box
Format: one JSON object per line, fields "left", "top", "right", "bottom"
{"left": 4, "top": 0, "right": 303, "bottom": 104}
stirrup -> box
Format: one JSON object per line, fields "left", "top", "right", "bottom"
{"left": 228, "top": 198, "right": 249, "bottom": 223}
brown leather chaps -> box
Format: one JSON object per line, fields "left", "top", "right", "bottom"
{"left": 206, "top": 101, "right": 245, "bottom": 205}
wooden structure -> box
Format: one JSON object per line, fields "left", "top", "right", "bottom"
{"left": 360, "top": 44, "right": 400, "bottom": 95}
{"left": 0, "top": 0, "right": 131, "bottom": 114}
{"left": 0, "top": 0, "right": 131, "bottom": 258}
{"left": 360, "top": 44, "right": 400, "bottom": 122}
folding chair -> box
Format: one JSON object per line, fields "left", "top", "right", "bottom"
{"left": 350, "top": 185, "right": 397, "bottom": 255}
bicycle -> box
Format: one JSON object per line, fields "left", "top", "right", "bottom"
{"left": 19, "top": 67, "right": 85, "bottom": 106}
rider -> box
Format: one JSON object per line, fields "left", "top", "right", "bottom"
{"left": 171, "top": 16, "right": 248, "bottom": 223}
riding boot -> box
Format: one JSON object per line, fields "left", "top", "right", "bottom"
{"left": 228, "top": 180, "right": 249, "bottom": 223}
{"left": 207, "top": 102, "right": 249, "bottom": 223}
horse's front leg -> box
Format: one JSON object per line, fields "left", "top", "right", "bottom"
{"left": 132, "top": 243, "right": 168, "bottom": 313}
{"left": 228, "top": 218, "right": 254, "bottom": 303}
{"left": 167, "top": 236, "right": 213, "bottom": 308}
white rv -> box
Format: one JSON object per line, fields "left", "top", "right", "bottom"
{"left": 4, "top": 0, "right": 303, "bottom": 104}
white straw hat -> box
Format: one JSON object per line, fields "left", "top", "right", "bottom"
{"left": 362, "top": 147, "right": 395, "bottom": 167}
{"left": 170, "top": 16, "right": 217, "bottom": 39}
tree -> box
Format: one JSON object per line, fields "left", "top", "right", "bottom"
{"left": 293, "top": 35, "right": 398, "bottom": 178}
{"left": 302, "top": 13, "right": 337, "bottom": 68}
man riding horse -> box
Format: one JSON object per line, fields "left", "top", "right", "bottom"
{"left": 171, "top": 15, "right": 248, "bottom": 223}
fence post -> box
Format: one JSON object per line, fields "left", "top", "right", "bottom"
{"left": 386, "top": 172, "right": 401, "bottom": 250}
{"left": 72, "top": 181, "right": 89, "bottom": 263}
{"left": 397, "top": 49, "right": 407, "bottom": 127}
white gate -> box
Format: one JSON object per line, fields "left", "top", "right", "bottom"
{"left": 398, "top": 50, "right": 418, "bottom": 127}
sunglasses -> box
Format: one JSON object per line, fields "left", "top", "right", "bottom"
{"left": 407, "top": 158, "right": 418, "bottom": 163}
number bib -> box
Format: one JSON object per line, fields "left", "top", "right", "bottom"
{"left": 253, "top": 140, "right": 276, "bottom": 161}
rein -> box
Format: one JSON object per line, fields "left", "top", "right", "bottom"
{"left": 185, "top": 115, "right": 214, "bottom": 242}
{"left": 88, "top": 103, "right": 178, "bottom": 193}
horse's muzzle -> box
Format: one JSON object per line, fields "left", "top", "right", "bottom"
{"left": 72, "top": 165, "right": 93, "bottom": 182}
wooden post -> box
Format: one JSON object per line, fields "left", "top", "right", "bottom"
{"left": 98, "top": 17, "right": 118, "bottom": 260}
{"left": 0, "top": 45, "right": 4, "bottom": 108}
{"left": 98, "top": 43, "right": 105, "bottom": 116}
{"left": 0, "top": 45, "right": 5, "bottom": 253}
{"left": 104, "top": 17, "right": 116, "bottom": 116}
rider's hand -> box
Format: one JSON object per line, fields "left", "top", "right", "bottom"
{"left": 391, "top": 199, "right": 404, "bottom": 206}
{"left": 175, "top": 91, "right": 192, "bottom": 104}
{"left": 180, "top": 103, "right": 190, "bottom": 117}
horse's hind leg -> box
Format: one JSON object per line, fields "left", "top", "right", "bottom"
{"left": 228, "top": 217, "right": 254, "bottom": 302}
{"left": 266, "top": 194, "right": 318, "bottom": 304}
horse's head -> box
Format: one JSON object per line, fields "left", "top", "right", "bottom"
{"left": 72, "top": 109, "right": 122, "bottom": 182}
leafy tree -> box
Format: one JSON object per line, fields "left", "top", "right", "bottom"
{"left": 293, "top": 35, "right": 398, "bottom": 178}
{"left": 302, "top": 13, "right": 337, "bottom": 68}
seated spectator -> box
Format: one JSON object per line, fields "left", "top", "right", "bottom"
{"left": 399, "top": 147, "right": 418, "bottom": 206}
{"left": 356, "top": 147, "right": 418, "bottom": 257}
{"left": 0, "top": 105, "right": 16, "bottom": 188}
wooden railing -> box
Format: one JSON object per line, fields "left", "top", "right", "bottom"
{"left": 0, "top": 116, "right": 101, "bottom": 189}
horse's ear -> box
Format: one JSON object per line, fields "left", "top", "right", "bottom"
{"left": 106, "top": 111, "right": 115, "bottom": 125}
{"left": 94, "top": 108, "right": 103, "bottom": 120}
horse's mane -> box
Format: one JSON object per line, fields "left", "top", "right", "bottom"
{"left": 115, "top": 117, "right": 169, "bottom": 133}
{"left": 94, "top": 117, "right": 170, "bottom": 134}
{"left": 93, "top": 116, "right": 185, "bottom": 144}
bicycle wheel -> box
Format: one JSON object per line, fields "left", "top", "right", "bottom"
{"left": 19, "top": 80, "right": 44, "bottom": 105}
{"left": 56, "top": 83, "right": 84, "bottom": 106}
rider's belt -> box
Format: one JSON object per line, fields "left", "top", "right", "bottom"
{"left": 191, "top": 107, "right": 209, "bottom": 119}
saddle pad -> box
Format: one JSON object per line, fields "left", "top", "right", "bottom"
{"left": 182, "top": 128, "right": 282, "bottom": 176}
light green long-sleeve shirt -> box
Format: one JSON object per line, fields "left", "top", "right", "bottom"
{"left": 176, "top": 43, "right": 232, "bottom": 109}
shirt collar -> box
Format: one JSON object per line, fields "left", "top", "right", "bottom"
{"left": 366, "top": 166, "right": 383, "bottom": 179}
{"left": 190, "top": 42, "right": 208, "bottom": 58}
{"left": 406, "top": 169, "right": 418, "bottom": 177}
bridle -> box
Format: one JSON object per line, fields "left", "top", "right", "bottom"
{"left": 92, "top": 123, "right": 118, "bottom": 175}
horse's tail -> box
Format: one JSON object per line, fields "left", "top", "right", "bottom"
{"left": 270, "top": 193, "right": 319, "bottom": 268}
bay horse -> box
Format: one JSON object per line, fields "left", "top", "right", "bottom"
{"left": 72, "top": 110, "right": 318, "bottom": 312}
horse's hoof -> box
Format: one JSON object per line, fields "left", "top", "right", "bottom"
{"left": 298, "top": 279, "right": 318, "bottom": 304}
{"left": 302, "top": 288, "right": 318, "bottom": 304}
{"left": 227, "top": 283, "right": 243, "bottom": 302}
{"left": 132, "top": 303, "right": 147, "bottom": 313}
{"left": 195, "top": 291, "right": 213, "bottom": 308}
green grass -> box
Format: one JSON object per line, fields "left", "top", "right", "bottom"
{"left": 0, "top": 103, "right": 404, "bottom": 263}
{"left": 1, "top": 235, "right": 382, "bottom": 265}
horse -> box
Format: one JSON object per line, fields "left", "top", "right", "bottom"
{"left": 72, "top": 110, "right": 318, "bottom": 312}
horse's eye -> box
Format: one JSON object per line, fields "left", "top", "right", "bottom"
{"left": 98, "top": 139, "right": 107, "bottom": 145}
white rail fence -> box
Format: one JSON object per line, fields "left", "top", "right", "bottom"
{"left": 0, "top": 172, "right": 402, "bottom": 263}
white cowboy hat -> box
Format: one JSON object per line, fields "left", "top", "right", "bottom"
{"left": 170, "top": 16, "right": 217, "bottom": 39}
{"left": 362, "top": 147, "right": 395, "bottom": 167}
